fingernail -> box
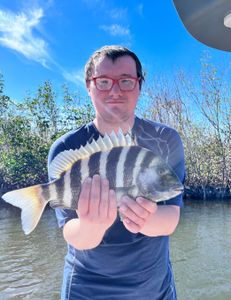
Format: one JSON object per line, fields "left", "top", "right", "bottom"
{"left": 102, "top": 178, "right": 109, "bottom": 185}
{"left": 120, "top": 205, "right": 127, "bottom": 212}
{"left": 121, "top": 196, "right": 129, "bottom": 202}
{"left": 109, "top": 189, "right": 115, "bottom": 196}
{"left": 136, "top": 197, "right": 143, "bottom": 204}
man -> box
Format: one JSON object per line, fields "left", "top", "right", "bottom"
{"left": 48, "top": 45, "right": 185, "bottom": 299}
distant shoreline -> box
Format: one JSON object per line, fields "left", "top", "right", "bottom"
{"left": 184, "top": 185, "right": 231, "bottom": 201}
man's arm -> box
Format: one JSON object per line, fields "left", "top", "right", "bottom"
{"left": 119, "top": 196, "right": 180, "bottom": 236}
{"left": 63, "top": 175, "right": 117, "bottom": 250}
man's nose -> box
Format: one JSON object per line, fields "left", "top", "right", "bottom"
{"left": 109, "top": 82, "right": 122, "bottom": 95}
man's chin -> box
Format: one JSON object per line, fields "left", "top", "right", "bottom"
{"left": 103, "top": 109, "right": 130, "bottom": 123}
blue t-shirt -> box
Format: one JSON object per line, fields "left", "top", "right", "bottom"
{"left": 48, "top": 116, "right": 185, "bottom": 300}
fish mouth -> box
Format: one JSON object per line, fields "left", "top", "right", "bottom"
{"left": 173, "top": 186, "right": 184, "bottom": 192}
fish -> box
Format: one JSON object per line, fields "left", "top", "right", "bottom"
{"left": 2, "top": 129, "right": 184, "bottom": 235}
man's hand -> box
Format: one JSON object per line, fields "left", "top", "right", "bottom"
{"left": 119, "top": 196, "right": 157, "bottom": 234}
{"left": 119, "top": 196, "right": 180, "bottom": 237}
{"left": 63, "top": 174, "right": 117, "bottom": 250}
{"left": 77, "top": 174, "right": 117, "bottom": 232}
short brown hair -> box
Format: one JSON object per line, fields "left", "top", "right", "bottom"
{"left": 85, "top": 45, "right": 145, "bottom": 90}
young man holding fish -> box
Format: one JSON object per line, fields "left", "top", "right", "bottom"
{"left": 3, "top": 45, "right": 185, "bottom": 299}
{"left": 51, "top": 45, "right": 185, "bottom": 300}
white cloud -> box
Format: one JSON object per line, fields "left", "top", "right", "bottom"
{"left": 109, "top": 8, "right": 127, "bottom": 20}
{"left": 100, "top": 24, "right": 130, "bottom": 37}
{"left": 0, "top": 8, "right": 50, "bottom": 67}
{"left": 62, "top": 69, "right": 85, "bottom": 86}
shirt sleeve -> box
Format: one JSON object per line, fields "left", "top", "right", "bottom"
{"left": 55, "top": 208, "right": 77, "bottom": 228}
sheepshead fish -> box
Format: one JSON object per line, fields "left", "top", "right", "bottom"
{"left": 2, "top": 129, "right": 183, "bottom": 235}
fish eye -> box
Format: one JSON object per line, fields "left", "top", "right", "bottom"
{"left": 158, "top": 167, "right": 167, "bottom": 176}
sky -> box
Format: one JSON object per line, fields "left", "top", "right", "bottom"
{"left": 0, "top": 0, "right": 230, "bottom": 103}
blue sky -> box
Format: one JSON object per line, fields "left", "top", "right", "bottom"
{"left": 0, "top": 0, "right": 230, "bottom": 102}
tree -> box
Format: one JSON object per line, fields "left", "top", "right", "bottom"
{"left": 142, "top": 57, "right": 231, "bottom": 199}
{"left": 25, "top": 80, "right": 59, "bottom": 142}
{"left": 0, "top": 78, "right": 95, "bottom": 191}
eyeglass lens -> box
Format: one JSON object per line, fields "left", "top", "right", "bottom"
{"left": 95, "top": 78, "right": 137, "bottom": 91}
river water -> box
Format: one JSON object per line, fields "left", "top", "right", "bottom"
{"left": 0, "top": 200, "right": 231, "bottom": 300}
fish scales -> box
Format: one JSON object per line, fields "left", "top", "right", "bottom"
{"left": 48, "top": 173, "right": 65, "bottom": 208}
{"left": 41, "top": 183, "right": 51, "bottom": 202}
{"left": 131, "top": 148, "right": 148, "bottom": 187}
{"left": 115, "top": 147, "right": 130, "bottom": 187}
{"left": 88, "top": 151, "right": 101, "bottom": 178}
{"left": 140, "top": 150, "right": 156, "bottom": 171}
{"left": 123, "top": 146, "right": 142, "bottom": 187}
{"left": 80, "top": 155, "right": 90, "bottom": 181}
{"left": 70, "top": 160, "right": 82, "bottom": 208}
{"left": 99, "top": 151, "right": 108, "bottom": 180}
{"left": 63, "top": 170, "right": 73, "bottom": 208}
{"left": 106, "top": 147, "right": 123, "bottom": 189}
{"left": 46, "top": 181, "right": 58, "bottom": 206}
{"left": 54, "top": 171, "right": 66, "bottom": 203}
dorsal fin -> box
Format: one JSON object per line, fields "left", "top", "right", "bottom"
{"left": 49, "top": 128, "right": 136, "bottom": 179}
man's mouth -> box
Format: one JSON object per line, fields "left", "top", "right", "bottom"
{"left": 106, "top": 98, "right": 126, "bottom": 104}
{"left": 107, "top": 101, "right": 124, "bottom": 104}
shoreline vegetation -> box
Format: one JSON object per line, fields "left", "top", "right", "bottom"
{"left": 0, "top": 56, "right": 230, "bottom": 202}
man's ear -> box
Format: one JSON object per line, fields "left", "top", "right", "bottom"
{"left": 86, "top": 80, "right": 91, "bottom": 93}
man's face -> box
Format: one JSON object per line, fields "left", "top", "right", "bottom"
{"left": 87, "top": 55, "right": 140, "bottom": 125}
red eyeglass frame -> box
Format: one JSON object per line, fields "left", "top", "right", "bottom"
{"left": 90, "top": 76, "right": 140, "bottom": 91}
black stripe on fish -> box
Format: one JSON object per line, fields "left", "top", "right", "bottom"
{"left": 106, "top": 147, "right": 123, "bottom": 189}
{"left": 41, "top": 183, "right": 51, "bottom": 201}
{"left": 123, "top": 146, "right": 142, "bottom": 187}
{"left": 70, "top": 160, "right": 82, "bottom": 206}
{"left": 140, "top": 150, "right": 155, "bottom": 171}
{"left": 88, "top": 151, "right": 101, "bottom": 178}
{"left": 54, "top": 171, "right": 66, "bottom": 205}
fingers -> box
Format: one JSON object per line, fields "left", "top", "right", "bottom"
{"left": 119, "top": 196, "right": 155, "bottom": 219}
{"left": 98, "top": 178, "right": 110, "bottom": 218}
{"left": 78, "top": 175, "right": 117, "bottom": 224}
{"left": 122, "top": 218, "right": 143, "bottom": 234}
{"left": 77, "top": 177, "right": 92, "bottom": 216}
{"left": 119, "top": 196, "right": 157, "bottom": 233}
{"left": 108, "top": 189, "right": 117, "bottom": 220}
{"left": 136, "top": 197, "right": 157, "bottom": 214}
{"left": 77, "top": 177, "right": 156, "bottom": 234}
{"left": 89, "top": 174, "right": 101, "bottom": 215}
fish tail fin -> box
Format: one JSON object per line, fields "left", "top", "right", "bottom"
{"left": 2, "top": 185, "right": 48, "bottom": 235}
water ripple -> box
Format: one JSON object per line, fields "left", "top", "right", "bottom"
{"left": 1, "top": 201, "right": 231, "bottom": 299}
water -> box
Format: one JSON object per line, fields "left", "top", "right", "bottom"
{"left": 172, "top": 201, "right": 231, "bottom": 300}
{"left": 0, "top": 201, "right": 231, "bottom": 300}
{"left": 0, "top": 207, "right": 66, "bottom": 300}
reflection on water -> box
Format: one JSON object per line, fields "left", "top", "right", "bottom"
{"left": 172, "top": 201, "right": 231, "bottom": 300}
{"left": 0, "top": 201, "right": 231, "bottom": 300}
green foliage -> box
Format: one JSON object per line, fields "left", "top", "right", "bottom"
{"left": 60, "top": 84, "right": 94, "bottom": 131}
{"left": 0, "top": 76, "right": 94, "bottom": 190}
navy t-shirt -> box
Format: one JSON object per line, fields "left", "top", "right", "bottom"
{"left": 48, "top": 116, "right": 185, "bottom": 300}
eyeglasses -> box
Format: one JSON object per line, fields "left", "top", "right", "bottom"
{"left": 90, "top": 76, "right": 140, "bottom": 91}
